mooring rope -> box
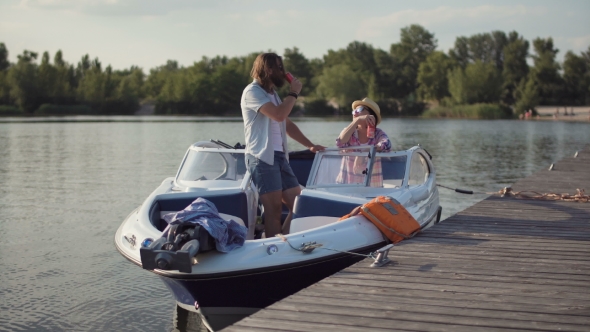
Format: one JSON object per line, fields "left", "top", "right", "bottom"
{"left": 437, "top": 184, "right": 589, "bottom": 203}
{"left": 276, "top": 234, "right": 377, "bottom": 258}
{"left": 495, "top": 187, "right": 589, "bottom": 202}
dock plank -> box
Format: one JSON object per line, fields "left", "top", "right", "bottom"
{"left": 223, "top": 147, "right": 590, "bottom": 331}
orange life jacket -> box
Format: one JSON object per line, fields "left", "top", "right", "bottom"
{"left": 339, "top": 196, "right": 421, "bottom": 243}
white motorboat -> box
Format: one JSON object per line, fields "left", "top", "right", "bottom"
{"left": 115, "top": 140, "right": 441, "bottom": 330}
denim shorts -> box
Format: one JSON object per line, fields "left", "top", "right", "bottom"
{"left": 246, "top": 151, "right": 300, "bottom": 195}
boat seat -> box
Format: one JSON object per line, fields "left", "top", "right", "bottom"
{"left": 160, "top": 211, "right": 245, "bottom": 227}
{"left": 293, "top": 194, "right": 360, "bottom": 219}
{"left": 151, "top": 192, "right": 250, "bottom": 232}
{"left": 289, "top": 216, "right": 339, "bottom": 234}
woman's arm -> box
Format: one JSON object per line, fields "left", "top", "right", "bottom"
{"left": 374, "top": 128, "right": 392, "bottom": 152}
{"left": 337, "top": 119, "right": 359, "bottom": 145}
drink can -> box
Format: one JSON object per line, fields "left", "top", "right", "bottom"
{"left": 367, "top": 124, "right": 375, "bottom": 138}
{"left": 285, "top": 72, "right": 294, "bottom": 83}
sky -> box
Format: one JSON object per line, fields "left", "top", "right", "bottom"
{"left": 1, "top": 0, "right": 589, "bottom": 71}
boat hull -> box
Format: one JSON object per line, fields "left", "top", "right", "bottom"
{"left": 114, "top": 143, "right": 442, "bottom": 330}
{"left": 156, "top": 243, "right": 385, "bottom": 330}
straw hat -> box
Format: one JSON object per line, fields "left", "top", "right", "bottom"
{"left": 351, "top": 97, "right": 381, "bottom": 125}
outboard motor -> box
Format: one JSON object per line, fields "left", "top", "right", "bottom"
{"left": 140, "top": 222, "right": 216, "bottom": 273}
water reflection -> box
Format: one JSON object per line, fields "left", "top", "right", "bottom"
{"left": 0, "top": 118, "right": 588, "bottom": 331}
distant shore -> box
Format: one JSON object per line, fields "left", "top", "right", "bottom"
{"left": 534, "top": 106, "right": 590, "bottom": 122}
{"left": 2, "top": 105, "right": 589, "bottom": 122}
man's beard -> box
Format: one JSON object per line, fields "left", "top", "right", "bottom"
{"left": 271, "top": 74, "right": 285, "bottom": 88}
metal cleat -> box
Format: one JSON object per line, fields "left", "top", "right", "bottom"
{"left": 299, "top": 241, "right": 321, "bottom": 253}
{"left": 370, "top": 244, "right": 394, "bottom": 267}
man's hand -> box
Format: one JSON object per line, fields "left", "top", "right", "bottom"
{"left": 309, "top": 144, "right": 326, "bottom": 153}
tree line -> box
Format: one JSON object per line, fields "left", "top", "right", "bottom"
{"left": 0, "top": 24, "right": 588, "bottom": 117}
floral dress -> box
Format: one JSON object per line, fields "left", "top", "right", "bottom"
{"left": 335, "top": 128, "right": 392, "bottom": 187}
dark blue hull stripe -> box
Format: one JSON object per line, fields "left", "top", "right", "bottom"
{"left": 157, "top": 242, "right": 385, "bottom": 309}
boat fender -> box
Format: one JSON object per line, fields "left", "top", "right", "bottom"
{"left": 339, "top": 196, "right": 421, "bottom": 243}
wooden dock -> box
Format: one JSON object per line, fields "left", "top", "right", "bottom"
{"left": 223, "top": 147, "right": 590, "bottom": 332}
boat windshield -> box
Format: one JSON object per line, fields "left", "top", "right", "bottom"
{"left": 177, "top": 149, "right": 247, "bottom": 182}
{"left": 307, "top": 147, "right": 407, "bottom": 188}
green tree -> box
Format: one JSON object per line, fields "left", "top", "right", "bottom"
{"left": 144, "top": 60, "right": 179, "bottom": 99}
{"left": 0, "top": 70, "right": 10, "bottom": 105}
{"left": 156, "top": 68, "right": 197, "bottom": 115}
{"left": 530, "top": 37, "right": 564, "bottom": 105}
{"left": 114, "top": 73, "right": 141, "bottom": 114}
{"left": 318, "top": 42, "right": 383, "bottom": 105}
{"left": 8, "top": 50, "right": 39, "bottom": 112}
{"left": 76, "top": 57, "right": 106, "bottom": 108}
{"left": 514, "top": 74, "right": 539, "bottom": 113}
{"left": 390, "top": 24, "right": 437, "bottom": 98}
{"left": 127, "top": 67, "right": 145, "bottom": 99}
{"left": 448, "top": 61, "right": 502, "bottom": 104}
{"left": 209, "top": 64, "right": 246, "bottom": 114}
{"left": 583, "top": 46, "right": 590, "bottom": 104}
{"left": 308, "top": 58, "right": 324, "bottom": 90}
{"left": 563, "top": 51, "right": 588, "bottom": 105}
{"left": 372, "top": 49, "right": 398, "bottom": 101}
{"left": 417, "top": 51, "right": 453, "bottom": 102}
{"left": 323, "top": 42, "right": 378, "bottom": 83}
{"left": 501, "top": 32, "right": 529, "bottom": 105}
{"left": 344, "top": 41, "right": 381, "bottom": 99}
{"left": 156, "top": 73, "right": 179, "bottom": 114}
{"left": 52, "top": 50, "right": 74, "bottom": 104}
{"left": 185, "top": 62, "right": 215, "bottom": 113}
{"left": 449, "top": 31, "right": 508, "bottom": 70}
{"left": 0, "top": 43, "right": 9, "bottom": 71}
{"left": 316, "top": 63, "right": 365, "bottom": 107}
{"left": 0, "top": 43, "right": 11, "bottom": 104}
{"left": 38, "top": 51, "right": 56, "bottom": 105}
{"left": 75, "top": 54, "right": 91, "bottom": 84}
{"left": 449, "top": 37, "right": 470, "bottom": 69}
{"left": 232, "top": 52, "right": 260, "bottom": 82}
{"left": 283, "top": 47, "right": 314, "bottom": 95}
{"left": 103, "top": 65, "right": 117, "bottom": 102}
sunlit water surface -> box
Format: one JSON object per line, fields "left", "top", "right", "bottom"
{"left": 0, "top": 117, "right": 588, "bottom": 331}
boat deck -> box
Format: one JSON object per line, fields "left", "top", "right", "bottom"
{"left": 222, "top": 146, "right": 590, "bottom": 331}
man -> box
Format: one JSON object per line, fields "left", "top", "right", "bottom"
{"left": 241, "top": 53, "right": 325, "bottom": 237}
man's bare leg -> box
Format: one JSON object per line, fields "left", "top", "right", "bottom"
{"left": 281, "top": 186, "right": 301, "bottom": 234}
{"left": 258, "top": 190, "right": 283, "bottom": 237}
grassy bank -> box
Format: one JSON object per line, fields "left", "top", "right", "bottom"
{"left": 0, "top": 104, "right": 97, "bottom": 116}
{"left": 34, "top": 104, "right": 94, "bottom": 116}
{"left": 0, "top": 105, "right": 25, "bottom": 116}
{"left": 422, "top": 103, "right": 514, "bottom": 119}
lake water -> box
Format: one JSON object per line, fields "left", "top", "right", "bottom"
{"left": 0, "top": 117, "right": 588, "bottom": 331}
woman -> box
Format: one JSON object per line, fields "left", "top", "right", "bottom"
{"left": 336, "top": 97, "right": 391, "bottom": 187}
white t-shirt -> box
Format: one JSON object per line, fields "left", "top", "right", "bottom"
{"left": 268, "top": 92, "right": 283, "bottom": 152}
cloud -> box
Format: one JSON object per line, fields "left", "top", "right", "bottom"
{"left": 174, "top": 22, "right": 192, "bottom": 28}
{"left": 16, "top": 0, "right": 220, "bottom": 16}
{"left": 253, "top": 10, "right": 281, "bottom": 27}
{"left": 568, "top": 35, "right": 590, "bottom": 51}
{"left": 356, "top": 5, "right": 543, "bottom": 39}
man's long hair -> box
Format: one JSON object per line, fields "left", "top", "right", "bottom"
{"left": 250, "top": 53, "right": 284, "bottom": 91}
